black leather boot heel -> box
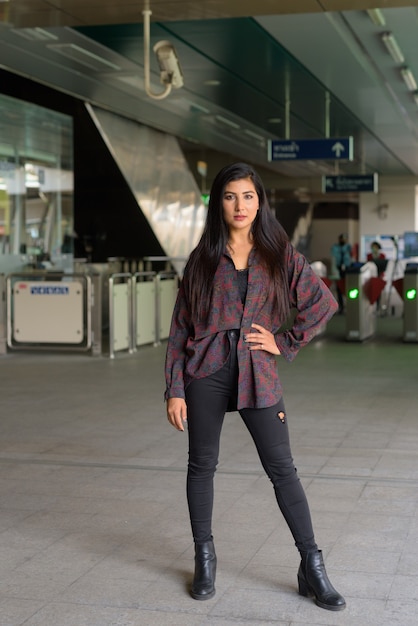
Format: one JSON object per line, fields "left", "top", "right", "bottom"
{"left": 190, "top": 540, "right": 217, "bottom": 600}
{"left": 298, "top": 550, "right": 346, "bottom": 611}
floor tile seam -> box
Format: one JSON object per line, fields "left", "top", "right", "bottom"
{"left": 1, "top": 457, "right": 417, "bottom": 488}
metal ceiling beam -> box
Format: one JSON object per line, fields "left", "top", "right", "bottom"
{"left": 3, "top": 0, "right": 418, "bottom": 27}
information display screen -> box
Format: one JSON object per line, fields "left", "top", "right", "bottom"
{"left": 403, "top": 232, "right": 418, "bottom": 258}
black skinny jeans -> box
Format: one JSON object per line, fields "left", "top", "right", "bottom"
{"left": 185, "top": 330, "right": 317, "bottom": 554}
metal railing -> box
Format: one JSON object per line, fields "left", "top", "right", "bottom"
{"left": 108, "top": 270, "right": 179, "bottom": 358}
{"left": 155, "top": 271, "right": 178, "bottom": 344}
{"left": 0, "top": 274, "right": 6, "bottom": 355}
{"left": 0, "top": 268, "right": 179, "bottom": 358}
{"left": 108, "top": 272, "right": 133, "bottom": 359}
{"left": 131, "top": 271, "right": 157, "bottom": 352}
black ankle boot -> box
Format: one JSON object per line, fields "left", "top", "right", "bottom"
{"left": 190, "top": 540, "right": 217, "bottom": 600}
{"left": 298, "top": 550, "right": 346, "bottom": 611}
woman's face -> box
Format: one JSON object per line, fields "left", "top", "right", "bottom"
{"left": 222, "top": 177, "right": 259, "bottom": 234}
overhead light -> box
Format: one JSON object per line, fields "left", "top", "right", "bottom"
{"left": 381, "top": 32, "right": 405, "bottom": 64}
{"left": 13, "top": 27, "right": 58, "bottom": 42}
{"left": 244, "top": 129, "right": 265, "bottom": 142}
{"left": 215, "top": 115, "right": 240, "bottom": 130}
{"left": 367, "top": 9, "right": 386, "bottom": 27}
{"left": 169, "top": 98, "right": 210, "bottom": 114}
{"left": 188, "top": 102, "right": 210, "bottom": 114}
{"left": 401, "top": 67, "right": 418, "bottom": 92}
{"left": 197, "top": 161, "right": 207, "bottom": 177}
{"left": 47, "top": 43, "right": 120, "bottom": 71}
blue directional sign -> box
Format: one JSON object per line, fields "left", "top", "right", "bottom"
{"left": 268, "top": 137, "right": 353, "bottom": 161}
{"left": 322, "top": 173, "right": 378, "bottom": 193}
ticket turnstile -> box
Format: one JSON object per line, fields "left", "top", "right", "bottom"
{"left": 345, "top": 262, "right": 377, "bottom": 341}
{"left": 403, "top": 263, "right": 418, "bottom": 342}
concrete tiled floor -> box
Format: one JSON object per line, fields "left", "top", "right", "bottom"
{"left": 0, "top": 315, "right": 417, "bottom": 625}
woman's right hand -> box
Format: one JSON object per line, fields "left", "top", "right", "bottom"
{"left": 166, "top": 397, "right": 188, "bottom": 432}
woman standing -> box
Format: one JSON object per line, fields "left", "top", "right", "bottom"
{"left": 165, "top": 162, "right": 345, "bottom": 611}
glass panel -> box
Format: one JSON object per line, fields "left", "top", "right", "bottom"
{"left": 89, "top": 104, "right": 205, "bottom": 276}
{"left": 0, "top": 94, "right": 74, "bottom": 273}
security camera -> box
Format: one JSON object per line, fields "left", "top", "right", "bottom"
{"left": 153, "top": 40, "right": 184, "bottom": 89}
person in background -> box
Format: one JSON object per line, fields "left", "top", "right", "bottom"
{"left": 367, "top": 241, "right": 386, "bottom": 276}
{"left": 331, "top": 233, "right": 352, "bottom": 313}
{"left": 367, "top": 240, "right": 387, "bottom": 312}
{"left": 164, "top": 162, "right": 345, "bottom": 611}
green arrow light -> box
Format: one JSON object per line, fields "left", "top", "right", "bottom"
{"left": 406, "top": 288, "right": 417, "bottom": 300}
{"left": 348, "top": 288, "right": 359, "bottom": 300}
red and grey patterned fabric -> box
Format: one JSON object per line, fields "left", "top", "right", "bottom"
{"left": 164, "top": 244, "right": 338, "bottom": 409}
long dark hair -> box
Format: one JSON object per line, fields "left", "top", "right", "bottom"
{"left": 184, "top": 162, "right": 290, "bottom": 323}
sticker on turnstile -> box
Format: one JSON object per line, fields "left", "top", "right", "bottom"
{"left": 13, "top": 281, "right": 83, "bottom": 344}
{"left": 30, "top": 285, "right": 69, "bottom": 295}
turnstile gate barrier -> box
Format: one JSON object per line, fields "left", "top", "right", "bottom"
{"left": 345, "top": 261, "right": 377, "bottom": 341}
{"left": 403, "top": 263, "right": 418, "bottom": 342}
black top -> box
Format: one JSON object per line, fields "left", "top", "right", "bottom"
{"left": 236, "top": 268, "right": 249, "bottom": 304}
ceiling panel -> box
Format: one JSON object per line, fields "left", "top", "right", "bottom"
{"left": 1, "top": 0, "right": 418, "bottom": 193}
{"left": 76, "top": 15, "right": 416, "bottom": 175}
{"left": 2, "top": 0, "right": 415, "bottom": 27}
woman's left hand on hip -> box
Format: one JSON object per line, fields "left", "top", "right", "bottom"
{"left": 244, "top": 323, "right": 280, "bottom": 355}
